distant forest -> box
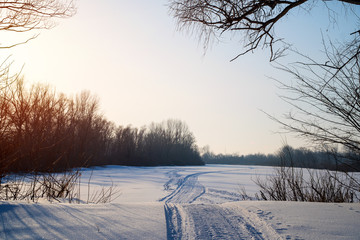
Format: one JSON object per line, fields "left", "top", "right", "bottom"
{"left": 3, "top": 80, "right": 360, "bottom": 174}
{"left": 202, "top": 145, "right": 360, "bottom": 172}
{"left": 0, "top": 81, "right": 203, "bottom": 174}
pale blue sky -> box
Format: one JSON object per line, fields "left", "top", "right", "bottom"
{"left": 1, "top": 0, "right": 359, "bottom": 154}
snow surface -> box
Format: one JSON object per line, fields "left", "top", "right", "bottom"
{"left": 1, "top": 165, "right": 359, "bottom": 239}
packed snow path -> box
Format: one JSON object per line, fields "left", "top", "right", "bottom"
{"left": 160, "top": 170, "right": 207, "bottom": 203}
{"left": 159, "top": 170, "right": 243, "bottom": 204}
{"left": 164, "top": 203, "right": 282, "bottom": 240}
{"left": 160, "top": 170, "right": 283, "bottom": 239}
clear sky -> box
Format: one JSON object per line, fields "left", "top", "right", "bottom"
{"left": 1, "top": 0, "right": 359, "bottom": 155}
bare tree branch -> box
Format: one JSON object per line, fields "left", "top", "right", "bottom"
{"left": 272, "top": 36, "right": 360, "bottom": 159}
{"left": 168, "top": 0, "right": 359, "bottom": 61}
{"left": 0, "top": 0, "right": 76, "bottom": 48}
{"left": 0, "top": 0, "right": 76, "bottom": 32}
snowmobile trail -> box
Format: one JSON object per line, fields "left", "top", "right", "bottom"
{"left": 160, "top": 171, "right": 208, "bottom": 203}
{"left": 161, "top": 169, "right": 282, "bottom": 239}
{"left": 160, "top": 170, "right": 243, "bottom": 204}
{"left": 164, "top": 203, "right": 282, "bottom": 240}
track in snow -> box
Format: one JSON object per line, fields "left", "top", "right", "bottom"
{"left": 159, "top": 170, "right": 243, "bottom": 204}
{"left": 164, "top": 203, "right": 282, "bottom": 240}
{"left": 161, "top": 169, "right": 282, "bottom": 239}
{"left": 160, "top": 171, "right": 208, "bottom": 203}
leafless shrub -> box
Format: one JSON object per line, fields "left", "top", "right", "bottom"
{"left": 86, "top": 183, "right": 121, "bottom": 204}
{"left": 0, "top": 171, "right": 79, "bottom": 202}
{"left": 37, "top": 171, "right": 81, "bottom": 202}
{"left": 254, "top": 147, "right": 359, "bottom": 202}
{"left": 238, "top": 185, "right": 259, "bottom": 201}
{"left": 0, "top": 175, "right": 27, "bottom": 201}
{"left": 255, "top": 167, "right": 358, "bottom": 202}
{"left": 0, "top": 170, "right": 120, "bottom": 204}
{"left": 85, "top": 170, "right": 121, "bottom": 204}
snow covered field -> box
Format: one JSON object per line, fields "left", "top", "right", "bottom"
{"left": 1, "top": 165, "right": 360, "bottom": 239}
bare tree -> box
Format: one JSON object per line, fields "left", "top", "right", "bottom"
{"left": 168, "top": 0, "right": 360, "bottom": 61}
{"left": 169, "top": 0, "right": 360, "bottom": 161}
{"left": 270, "top": 37, "right": 360, "bottom": 167}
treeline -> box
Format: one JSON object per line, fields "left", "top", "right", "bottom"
{"left": 202, "top": 145, "right": 360, "bottom": 171}
{"left": 0, "top": 80, "right": 203, "bottom": 174}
